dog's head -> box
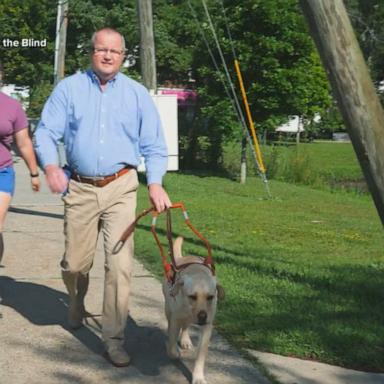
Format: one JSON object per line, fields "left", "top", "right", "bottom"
{"left": 169, "top": 236, "right": 225, "bottom": 325}
{"left": 171, "top": 269, "right": 225, "bottom": 326}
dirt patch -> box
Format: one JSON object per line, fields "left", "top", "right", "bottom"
{"left": 330, "top": 179, "right": 368, "bottom": 194}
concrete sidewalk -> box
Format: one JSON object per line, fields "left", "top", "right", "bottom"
{"left": 1, "top": 160, "right": 384, "bottom": 384}
{"left": 0, "top": 161, "right": 269, "bottom": 384}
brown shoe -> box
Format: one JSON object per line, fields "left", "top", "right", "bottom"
{"left": 105, "top": 346, "right": 131, "bottom": 367}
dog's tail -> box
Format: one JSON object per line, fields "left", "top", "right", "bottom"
{"left": 173, "top": 236, "right": 184, "bottom": 260}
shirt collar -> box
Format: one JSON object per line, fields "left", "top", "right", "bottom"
{"left": 87, "top": 69, "right": 119, "bottom": 88}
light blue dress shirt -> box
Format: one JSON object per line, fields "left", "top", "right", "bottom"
{"left": 34, "top": 70, "right": 168, "bottom": 185}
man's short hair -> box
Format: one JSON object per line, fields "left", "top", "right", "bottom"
{"left": 90, "top": 28, "right": 126, "bottom": 53}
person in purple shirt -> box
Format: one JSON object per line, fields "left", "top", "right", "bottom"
{"left": 0, "top": 60, "right": 40, "bottom": 266}
{"left": 34, "top": 28, "right": 171, "bottom": 367}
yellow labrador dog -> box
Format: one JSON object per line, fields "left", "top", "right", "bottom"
{"left": 162, "top": 236, "right": 224, "bottom": 384}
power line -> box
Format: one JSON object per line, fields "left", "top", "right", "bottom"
{"left": 192, "top": 0, "right": 271, "bottom": 195}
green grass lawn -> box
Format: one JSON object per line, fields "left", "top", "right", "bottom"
{"left": 295, "top": 141, "right": 362, "bottom": 180}
{"left": 133, "top": 169, "right": 384, "bottom": 372}
{"left": 223, "top": 140, "right": 365, "bottom": 192}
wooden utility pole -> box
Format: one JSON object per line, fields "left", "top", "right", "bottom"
{"left": 137, "top": 0, "right": 157, "bottom": 91}
{"left": 296, "top": 117, "right": 301, "bottom": 145}
{"left": 300, "top": 0, "right": 384, "bottom": 226}
{"left": 54, "top": 0, "right": 68, "bottom": 85}
{"left": 240, "top": 136, "right": 247, "bottom": 184}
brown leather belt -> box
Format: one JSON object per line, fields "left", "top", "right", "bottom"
{"left": 71, "top": 166, "right": 133, "bottom": 188}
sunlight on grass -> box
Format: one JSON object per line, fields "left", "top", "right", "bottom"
{"left": 223, "top": 141, "right": 364, "bottom": 193}
{"left": 133, "top": 166, "right": 384, "bottom": 372}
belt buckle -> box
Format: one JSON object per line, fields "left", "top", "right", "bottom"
{"left": 89, "top": 176, "right": 105, "bottom": 181}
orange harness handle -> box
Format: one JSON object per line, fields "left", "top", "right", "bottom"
{"left": 113, "top": 202, "right": 215, "bottom": 282}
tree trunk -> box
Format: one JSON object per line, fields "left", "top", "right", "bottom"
{"left": 300, "top": 0, "right": 384, "bottom": 225}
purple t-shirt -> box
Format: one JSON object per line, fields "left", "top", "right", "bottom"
{"left": 0, "top": 92, "right": 28, "bottom": 168}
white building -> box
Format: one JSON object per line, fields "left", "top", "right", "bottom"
{"left": 276, "top": 115, "right": 304, "bottom": 134}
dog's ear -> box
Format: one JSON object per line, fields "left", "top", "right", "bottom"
{"left": 216, "top": 284, "right": 225, "bottom": 301}
{"left": 170, "top": 277, "right": 184, "bottom": 297}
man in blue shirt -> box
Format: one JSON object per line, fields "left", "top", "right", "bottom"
{"left": 34, "top": 27, "right": 171, "bottom": 367}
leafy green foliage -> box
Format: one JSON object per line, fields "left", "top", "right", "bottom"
{"left": 0, "top": 0, "right": 141, "bottom": 114}
{"left": 152, "top": 0, "right": 332, "bottom": 168}
{"left": 1, "top": 0, "right": 332, "bottom": 167}
{"left": 27, "top": 80, "right": 53, "bottom": 118}
{"left": 5, "top": 0, "right": 382, "bottom": 168}
{"left": 65, "top": 0, "right": 139, "bottom": 76}
{"left": 0, "top": 0, "right": 56, "bottom": 86}
{"left": 314, "top": 102, "right": 347, "bottom": 137}
{"left": 345, "top": 0, "right": 384, "bottom": 83}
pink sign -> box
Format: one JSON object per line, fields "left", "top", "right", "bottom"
{"left": 158, "top": 88, "right": 197, "bottom": 106}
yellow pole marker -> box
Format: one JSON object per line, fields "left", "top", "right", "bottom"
{"left": 234, "top": 59, "right": 266, "bottom": 173}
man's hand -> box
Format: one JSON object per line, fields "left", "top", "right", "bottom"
{"left": 148, "top": 183, "right": 172, "bottom": 213}
{"left": 30, "top": 176, "right": 40, "bottom": 192}
{"left": 44, "top": 164, "right": 68, "bottom": 194}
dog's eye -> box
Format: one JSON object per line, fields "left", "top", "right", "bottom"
{"left": 188, "top": 294, "right": 197, "bottom": 301}
{"left": 207, "top": 295, "right": 214, "bottom": 301}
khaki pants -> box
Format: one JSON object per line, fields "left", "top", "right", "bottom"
{"left": 61, "top": 170, "right": 138, "bottom": 347}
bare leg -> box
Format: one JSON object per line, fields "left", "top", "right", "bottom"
{"left": 0, "top": 192, "right": 12, "bottom": 265}
{"left": 0, "top": 233, "right": 3, "bottom": 266}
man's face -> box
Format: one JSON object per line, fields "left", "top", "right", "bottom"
{"left": 91, "top": 31, "right": 125, "bottom": 83}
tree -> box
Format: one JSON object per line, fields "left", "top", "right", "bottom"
{"left": 65, "top": 0, "right": 139, "bottom": 77}
{"left": 345, "top": 0, "right": 384, "bottom": 84}
{"left": 0, "top": 0, "right": 56, "bottom": 87}
{"left": 1, "top": 0, "right": 333, "bottom": 168}
{"left": 0, "top": 0, "right": 142, "bottom": 116}
{"left": 153, "top": 0, "right": 331, "bottom": 168}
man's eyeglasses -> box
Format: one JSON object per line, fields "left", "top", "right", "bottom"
{"left": 93, "top": 48, "right": 124, "bottom": 56}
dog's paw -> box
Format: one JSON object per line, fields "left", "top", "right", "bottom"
{"left": 192, "top": 376, "right": 207, "bottom": 384}
{"left": 180, "top": 332, "right": 193, "bottom": 350}
{"left": 180, "top": 338, "right": 194, "bottom": 350}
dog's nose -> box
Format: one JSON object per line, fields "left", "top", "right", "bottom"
{"left": 197, "top": 310, "right": 207, "bottom": 325}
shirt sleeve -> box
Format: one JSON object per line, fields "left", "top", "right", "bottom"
{"left": 138, "top": 88, "right": 168, "bottom": 185}
{"left": 13, "top": 101, "right": 28, "bottom": 133}
{"left": 34, "top": 80, "right": 69, "bottom": 168}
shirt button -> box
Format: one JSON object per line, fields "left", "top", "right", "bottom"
{"left": 100, "top": 156, "right": 104, "bottom": 160}
{"left": 100, "top": 139, "right": 104, "bottom": 144}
